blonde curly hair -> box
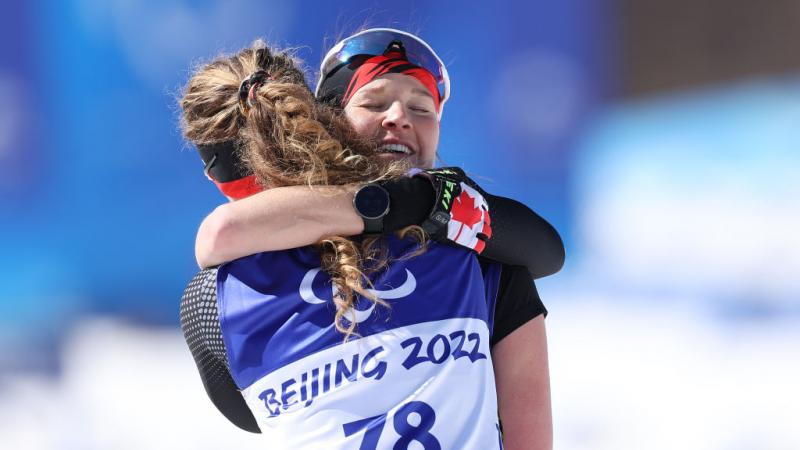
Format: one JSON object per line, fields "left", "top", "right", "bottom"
{"left": 180, "top": 40, "right": 426, "bottom": 339}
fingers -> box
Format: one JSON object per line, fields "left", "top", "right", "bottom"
{"left": 416, "top": 167, "right": 493, "bottom": 254}
{"left": 481, "top": 210, "right": 492, "bottom": 240}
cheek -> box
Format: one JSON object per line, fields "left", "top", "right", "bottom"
{"left": 413, "top": 120, "right": 439, "bottom": 168}
{"left": 419, "top": 121, "right": 440, "bottom": 151}
{"left": 344, "top": 107, "right": 377, "bottom": 136}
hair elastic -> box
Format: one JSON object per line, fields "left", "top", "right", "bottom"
{"left": 238, "top": 70, "right": 271, "bottom": 113}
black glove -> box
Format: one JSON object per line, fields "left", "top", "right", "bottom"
{"left": 379, "top": 177, "right": 436, "bottom": 232}
{"left": 379, "top": 168, "right": 492, "bottom": 254}
{"left": 413, "top": 167, "right": 492, "bottom": 254}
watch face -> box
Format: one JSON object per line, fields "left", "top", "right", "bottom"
{"left": 355, "top": 184, "right": 390, "bottom": 219}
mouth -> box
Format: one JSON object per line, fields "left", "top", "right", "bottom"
{"left": 376, "top": 143, "right": 415, "bottom": 157}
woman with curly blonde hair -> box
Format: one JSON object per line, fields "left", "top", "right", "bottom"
{"left": 180, "top": 29, "right": 557, "bottom": 450}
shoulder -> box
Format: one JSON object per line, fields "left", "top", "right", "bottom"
{"left": 187, "top": 267, "right": 218, "bottom": 289}
{"left": 180, "top": 267, "right": 220, "bottom": 333}
{"left": 182, "top": 268, "right": 218, "bottom": 302}
{"left": 477, "top": 258, "right": 530, "bottom": 284}
{"left": 485, "top": 262, "right": 547, "bottom": 346}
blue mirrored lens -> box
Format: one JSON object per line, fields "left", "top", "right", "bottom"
{"left": 321, "top": 30, "right": 448, "bottom": 101}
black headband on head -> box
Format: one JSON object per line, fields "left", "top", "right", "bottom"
{"left": 196, "top": 140, "right": 252, "bottom": 183}
{"left": 316, "top": 41, "right": 412, "bottom": 107}
{"left": 316, "top": 54, "right": 373, "bottom": 108}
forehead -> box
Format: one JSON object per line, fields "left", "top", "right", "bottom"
{"left": 352, "top": 73, "right": 434, "bottom": 99}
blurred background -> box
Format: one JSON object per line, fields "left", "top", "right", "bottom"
{"left": 1, "top": 0, "right": 798, "bottom": 448}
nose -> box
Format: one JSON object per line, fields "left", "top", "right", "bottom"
{"left": 381, "top": 101, "right": 411, "bottom": 130}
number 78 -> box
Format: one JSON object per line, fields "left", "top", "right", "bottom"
{"left": 342, "top": 401, "right": 441, "bottom": 450}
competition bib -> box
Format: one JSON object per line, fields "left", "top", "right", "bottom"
{"left": 217, "top": 237, "right": 503, "bottom": 449}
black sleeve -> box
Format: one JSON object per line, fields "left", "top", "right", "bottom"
{"left": 180, "top": 268, "right": 261, "bottom": 433}
{"left": 490, "top": 264, "right": 548, "bottom": 347}
{"left": 480, "top": 194, "right": 565, "bottom": 280}
{"left": 381, "top": 177, "right": 565, "bottom": 280}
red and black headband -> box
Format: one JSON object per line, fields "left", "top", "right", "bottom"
{"left": 317, "top": 44, "right": 441, "bottom": 112}
{"left": 196, "top": 140, "right": 261, "bottom": 199}
{"left": 193, "top": 70, "right": 272, "bottom": 200}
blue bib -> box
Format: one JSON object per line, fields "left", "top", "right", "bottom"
{"left": 217, "top": 237, "right": 504, "bottom": 449}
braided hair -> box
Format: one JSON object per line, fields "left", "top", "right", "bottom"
{"left": 180, "top": 40, "right": 425, "bottom": 339}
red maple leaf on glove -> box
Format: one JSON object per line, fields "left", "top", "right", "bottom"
{"left": 447, "top": 184, "right": 492, "bottom": 253}
{"left": 450, "top": 190, "right": 484, "bottom": 230}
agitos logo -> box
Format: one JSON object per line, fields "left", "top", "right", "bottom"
{"left": 298, "top": 268, "right": 417, "bottom": 323}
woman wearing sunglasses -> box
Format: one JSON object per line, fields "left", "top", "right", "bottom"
{"left": 181, "top": 29, "right": 558, "bottom": 449}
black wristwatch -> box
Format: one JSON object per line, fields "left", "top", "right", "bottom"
{"left": 353, "top": 183, "right": 391, "bottom": 234}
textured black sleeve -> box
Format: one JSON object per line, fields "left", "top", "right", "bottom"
{"left": 490, "top": 264, "right": 548, "bottom": 347}
{"left": 481, "top": 194, "right": 565, "bottom": 280}
{"left": 180, "top": 268, "right": 261, "bottom": 433}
